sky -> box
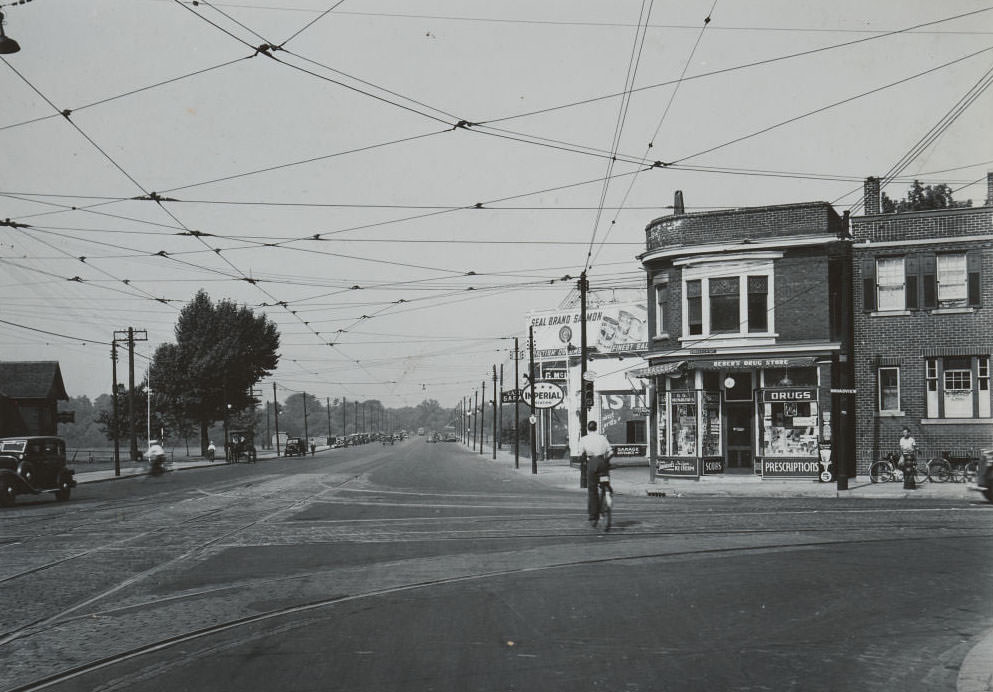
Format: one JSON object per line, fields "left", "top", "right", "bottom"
{"left": 1, "top": 0, "right": 992, "bottom": 408}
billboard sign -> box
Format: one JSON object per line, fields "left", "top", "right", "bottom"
{"left": 528, "top": 303, "right": 648, "bottom": 358}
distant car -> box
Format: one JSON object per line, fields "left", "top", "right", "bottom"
{"left": 444, "top": 432, "right": 458, "bottom": 442}
{"left": 284, "top": 437, "right": 305, "bottom": 457}
{"left": 426, "top": 432, "right": 436, "bottom": 443}
{"left": 0, "top": 436, "right": 76, "bottom": 507}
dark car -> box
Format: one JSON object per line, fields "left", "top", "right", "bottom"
{"left": 284, "top": 437, "right": 305, "bottom": 457}
{"left": 0, "top": 436, "right": 76, "bottom": 507}
{"left": 444, "top": 432, "right": 458, "bottom": 442}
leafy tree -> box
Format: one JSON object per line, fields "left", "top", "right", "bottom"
{"left": 881, "top": 180, "right": 971, "bottom": 213}
{"left": 149, "top": 290, "right": 280, "bottom": 454}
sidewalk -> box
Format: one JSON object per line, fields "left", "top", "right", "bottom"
{"left": 71, "top": 447, "right": 295, "bottom": 484}
{"left": 477, "top": 444, "right": 981, "bottom": 501}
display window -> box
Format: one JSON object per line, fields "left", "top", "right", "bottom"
{"left": 759, "top": 389, "right": 819, "bottom": 457}
{"left": 670, "top": 392, "right": 697, "bottom": 456}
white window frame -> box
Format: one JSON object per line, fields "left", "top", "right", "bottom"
{"left": 925, "top": 356, "right": 992, "bottom": 420}
{"left": 877, "top": 367, "right": 901, "bottom": 414}
{"left": 678, "top": 256, "right": 777, "bottom": 343}
{"left": 654, "top": 282, "right": 668, "bottom": 338}
{"left": 936, "top": 253, "right": 968, "bottom": 308}
{"left": 875, "top": 257, "right": 905, "bottom": 312}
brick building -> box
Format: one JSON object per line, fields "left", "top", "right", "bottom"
{"left": 851, "top": 174, "right": 993, "bottom": 472}
{"left": 634, "top": 196, "right": 855, "bottom": 482}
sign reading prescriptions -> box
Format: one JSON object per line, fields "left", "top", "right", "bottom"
{"left": 528, "top": 303, "right": 648, "bottom": 358}
{"left": 522, "top": 381, "right": 565, "bottom": 409}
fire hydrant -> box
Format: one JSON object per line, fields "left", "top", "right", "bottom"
{"left": 902, "top": 454, "right": 917, "bottom": 490}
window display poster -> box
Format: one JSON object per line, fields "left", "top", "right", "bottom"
{"left": 656, "top": 388, "right": 667, "bottom": 456}
{"left": 702, "top": 393, "right": 721, "bottom": 457}
{"left": 760, "top": 400, "right": 819, "bottom": 457}
{"left": 673, "top": 403, "right": 698, "bottom": 456}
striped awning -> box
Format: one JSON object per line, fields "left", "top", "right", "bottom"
{"left": 628, "top": 360, "right": 686, "bottom": 378}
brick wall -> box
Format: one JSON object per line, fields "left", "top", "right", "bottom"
{"left": 645, "top": 202, "right": 843, "bottom": 251}
{"left": 851, "top": 206, "right": 993, "bottom": 473}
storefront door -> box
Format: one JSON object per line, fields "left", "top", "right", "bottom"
{"left": 725, "top": 402, "right": 753, "bottom": 470}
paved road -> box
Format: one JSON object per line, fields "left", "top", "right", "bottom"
{"left": 1, "top": 439, "right": 991, "bottom": 691}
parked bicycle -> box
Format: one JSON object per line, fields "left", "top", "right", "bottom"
{"left": 869, "top": 452, "right": 929, "bottom": 485}
{"left": 926, "top": 451, "right": 978, "bottom": 483}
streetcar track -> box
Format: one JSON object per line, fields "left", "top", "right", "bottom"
{"left": 7, "top": 530, "right": 990, "bottom": 692}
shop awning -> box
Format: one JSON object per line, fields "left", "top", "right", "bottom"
{"left": 628, "top": 360, "right": 686, "bottom": 377}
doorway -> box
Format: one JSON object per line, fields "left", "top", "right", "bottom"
{"left": 725, "top": 402, "right": 753, "bottom": 471}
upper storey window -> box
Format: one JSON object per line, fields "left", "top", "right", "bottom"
{"left": 679, "top": 257, "right": 776, "bottom": 340}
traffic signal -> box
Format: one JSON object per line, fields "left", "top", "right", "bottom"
{"left": 583, "top": 380, "right": 595, "bottom": 410}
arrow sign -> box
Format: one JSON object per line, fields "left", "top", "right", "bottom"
{"left": 522, "top": 381, "right": 565, "bottom": 409}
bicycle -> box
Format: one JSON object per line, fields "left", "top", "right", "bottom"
{"left": 593, "top": 465, "right": 613, "bottom": 532}
{"left": 926, "top": 451, "right": 978, "bottom": 483}
{"left": 869, "top": 452, "right": 929, "bottom": 485}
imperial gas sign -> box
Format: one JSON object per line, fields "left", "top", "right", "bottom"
{"left": 522, "top": 382, "right": 565, "bottom": 409}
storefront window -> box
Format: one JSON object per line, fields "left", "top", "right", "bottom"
{"left": 656, "top": 387, "right": 667, "bottom": 456}
{"left": 760, "top": 390, "right": 819, "bottom": 457}
{"left": 702, "top": 393, "right": 721, "bottom": 456}
{"left": 670, "top": 392, "right": 698, "bottom": 456}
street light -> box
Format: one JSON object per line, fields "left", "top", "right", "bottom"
{"left": 0, "top": 12, "right": 21, "bottom": 54}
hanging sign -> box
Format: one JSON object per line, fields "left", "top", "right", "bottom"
{"left": 522, "top": 382, "right": 565, "bottom": 409}
{"left": 501, "top": 389, "right": 521, "bottom": 404}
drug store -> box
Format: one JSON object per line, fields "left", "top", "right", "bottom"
{"left": 636, "top": 355, "right": 837, "bottom": 479}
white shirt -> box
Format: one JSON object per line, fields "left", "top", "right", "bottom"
{"left": 899, "top": 436, "right": 916, "bottom": 455}
{"left": 577, "top": 431, "right": 612, "bottom": 458}
{"left": 146, "top": 443, "right": 165, "bottom": 457}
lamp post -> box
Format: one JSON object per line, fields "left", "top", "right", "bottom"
{"left": 0, "top": 12, "right": 21, "bottom": 54}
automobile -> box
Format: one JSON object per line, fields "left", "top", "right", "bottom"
{"left": 425, "top": 431, "right": 436, "bottom": 443}
{"left": 974, "top": 448, "right": 993, "bottom": 504}
{"left": 284, "top": 437, "right": 305, "bottom": 457}
{"left": 0, "top": 436, "right": 76, "bottom": 507}
{"left": 444, "top": 432, "right": 458, "bottom": 442}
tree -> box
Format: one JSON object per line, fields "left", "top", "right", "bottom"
{"left": 149, "top": 290, "right": 280, "bottom": 454}
{"left": 881, "top": 180, "right": 972, "bottom": 213}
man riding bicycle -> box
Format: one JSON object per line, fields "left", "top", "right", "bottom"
{"left": 576, "top": 420, "right": 613, "bottom": 526}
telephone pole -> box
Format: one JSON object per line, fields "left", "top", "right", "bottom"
{"left": 114, "top": 328, "right": 146, "bottom": 461}
{"left": 579, "top": 272, "right": 589, "bottom": 489}
{"left": 111, "top": 342, "right": 120, "bottom": 476}
{"left": 514, "top": 337, "right": 520, "bottom": 469}
{"left": 492, "top": 365, "right": 497, "bottom": 459}
{"left": 529, "top": 324, "right": 537, "bottom": 475}
{"left": 273, "top": 382, "right": 280, "bottom": 456}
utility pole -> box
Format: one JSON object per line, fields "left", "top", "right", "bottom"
{"left": 473, "top": 389, "right": 479, "bottom": 451}
{"left": 273, "top": 382, "right": 280, "bottom": 456}
{"left": 529, "top": 325, "right": 537, "bottom": 475}
{"left": 579, "top": 272, "right": 589, "bottom": 489}
{"left": 342, "top": 397, "right": 347, "bottom": 438}
{"left": 492, "top": 365, "right": 498, "bottom": 459}
{"left": 266, "top": 401, "right": 271, "bottom": 449}
{"left": 303, "top": 391, "right": 309, "bottom": 449}
{"left": 514, "top": 337, "right": 520, "bottom": 469}
{"left": 327, "top": 397, "right": 332, "bottom": 441}
{"left": 480, "top": 380, "right": 486, "bottom": 455}
{"left": 114, "top": 328, "right": 146, "bottom": 461}
{"left": 111, "top": 342, "right": 120, "bottom": 476}
{"left": 498, "top": 363, "right": 504, "bottom": 450}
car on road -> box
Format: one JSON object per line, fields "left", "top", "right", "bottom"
{"left": 284, "top": 437, "right": 305, "bottom": 457}
{"left": 425, "top": 431, "right": 438, "bottom": 443}
{"left": 444, "top": 432, "right": 458, "bottom": 442}
{"left": 0, "top": 436, "right": 76, "bottom": 507}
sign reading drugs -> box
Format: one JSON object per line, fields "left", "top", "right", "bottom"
{"left": 522, "top": 381, "right": 565, "bottom": 409}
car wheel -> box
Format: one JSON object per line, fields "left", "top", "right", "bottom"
{"left": 55, "top": 479, "right": 71, "bottom": 502}
{"left": 0, "top": 480, "right": 15, "bottom": 507}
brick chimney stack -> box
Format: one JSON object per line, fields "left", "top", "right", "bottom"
{"left": 673, "top": 190, "right": 685, "bottom": 215}
{"left": 985, "top": 171, "right": 993, "bottom": 207}
{"left": 864, "top": 177, "right": 881, "bottom": 215}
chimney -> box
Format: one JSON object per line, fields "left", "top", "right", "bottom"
{"left": 986, "top": 171, "right": 993, "bottom": 207}
{"left": 864, "top": 177, "right": 881, "bottom": 215}
{"left": 673, "top": 190, "right": 685, "bottom": 215}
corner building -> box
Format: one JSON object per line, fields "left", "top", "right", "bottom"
{"left": 636, "top": 197, "right": 855, "bottom": 481}
{"left": 851, "top": 175, "right": 993, "bottom": 472}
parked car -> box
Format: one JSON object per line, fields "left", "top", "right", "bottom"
{"left": 974, "top": 448, "right": 993, "bottom": 503}
{"left": 284, "top": 437, "right": 305, "bottom": 457}
{"left": 444, "top": 432, "right": 458, "bottom": 442}
{"left": 0, "top": 436, "right": 76, "bottom": 507}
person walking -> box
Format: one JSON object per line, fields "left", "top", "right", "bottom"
{"left": 576, "top": 420, "right": 613, "bottom": 526}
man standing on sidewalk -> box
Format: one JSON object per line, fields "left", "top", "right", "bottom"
{"left": 576, "top": 420, "right": 613, "bottom": 525}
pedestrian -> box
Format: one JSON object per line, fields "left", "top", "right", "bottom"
{"left": 575, "top": 420, "right": 613, "bottom": 526}
{"left": 898, "top": 426, "right": 917, "bottom": 468}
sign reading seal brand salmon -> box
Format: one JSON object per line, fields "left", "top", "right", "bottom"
{"left": 522, "top": 381, "right": 564, "bottom": 409}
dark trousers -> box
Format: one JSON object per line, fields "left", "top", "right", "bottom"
{"left": 586, "top": 455, "right": 608, "bottom": 520}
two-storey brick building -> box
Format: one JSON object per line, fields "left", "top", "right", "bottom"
{"left": 634, "top": 196, "right": 855, "bottom": 482}
{"left": 851, "top": 175, "right": 993, "bottom": 472}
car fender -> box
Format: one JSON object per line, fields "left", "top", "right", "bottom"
{"left": 0, "top": 467, "right": 41, "bottom": 495}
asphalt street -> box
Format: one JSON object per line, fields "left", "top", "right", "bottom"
{"left": 1, "top": 439, "right": 991, "bottom": 691}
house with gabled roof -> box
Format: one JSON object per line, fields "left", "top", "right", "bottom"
{"left": 0, "top": 361, "right": 70, "bottom": 437}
